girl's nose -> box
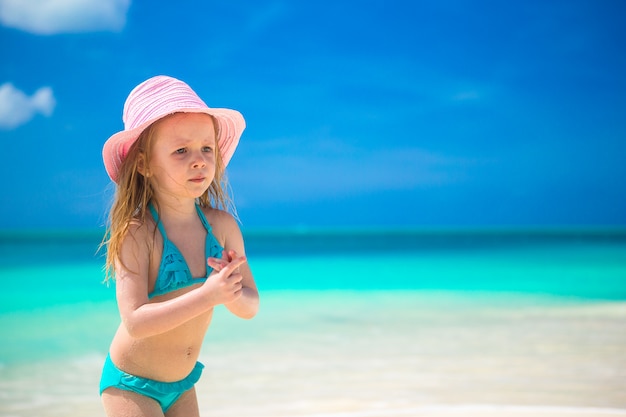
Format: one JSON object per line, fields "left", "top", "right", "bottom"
{"left": 192, "top": 153, "right": 207, "bottom": 168}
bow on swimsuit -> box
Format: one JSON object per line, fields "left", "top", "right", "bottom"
{"left": 100, "top": 203, "right": 224, "bottom": 412}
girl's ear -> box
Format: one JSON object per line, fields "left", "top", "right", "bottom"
{"left": 137, "top": 153, "right": 150, "bottom": 177}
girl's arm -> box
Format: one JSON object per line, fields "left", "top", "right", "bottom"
{"left": 208, "top": 211, "right": 260, "bottom": 319}
{"left": 115, "top": 223, "right": 246, "bottom": 339}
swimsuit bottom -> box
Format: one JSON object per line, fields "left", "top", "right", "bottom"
{"left": 100, "top": 354, "right": 204, "bottom": 413}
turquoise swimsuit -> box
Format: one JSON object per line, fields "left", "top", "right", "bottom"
{"left": 100, "top": 203, "right": 223, "bottom": 412}
{"left": 147, "top": 203, "right": 223, "bottom": 298}
{"left": 100, "top": 354, "right": 204, "bottom": 412}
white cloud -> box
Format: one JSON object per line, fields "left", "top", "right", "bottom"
{"left": 0, "top": 83, "right": 56, "bottom": 129}
{"left": 0, "top": 0, "right": 130, "bottom": 35}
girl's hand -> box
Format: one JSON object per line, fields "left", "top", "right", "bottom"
{"left": 204, "top": 252, "right": 247, "bottom": 306}
{"left": 207, "top": 249, "right": 241, "bottom": 272}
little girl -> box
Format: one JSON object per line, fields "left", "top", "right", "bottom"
{"left": 99, "top": 75, "right": 259, "bottom": 416}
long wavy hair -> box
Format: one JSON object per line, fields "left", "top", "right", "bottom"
{"left": 101, "top": 113, "right": 235, "bottom": 282}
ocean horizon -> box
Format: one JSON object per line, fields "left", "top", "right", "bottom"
{"left": 2, "top": 226, "right": 625, "bottom": 297}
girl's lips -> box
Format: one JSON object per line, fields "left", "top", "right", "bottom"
{"left": 189, "top": 177, "right": 206, "bottom": 183}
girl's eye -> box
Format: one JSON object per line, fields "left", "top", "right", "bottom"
{"left": 175, "top": 148, "right": 186, "bottom": 154}
{"left": 202, "top": 146, "right": 213, "bottom": 153}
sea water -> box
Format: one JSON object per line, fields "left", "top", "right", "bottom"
{"left": 1, "top": 230, "right": 626, "bottom": 416}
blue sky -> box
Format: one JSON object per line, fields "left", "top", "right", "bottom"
{"left": 0, "top": 0, "right": 625, "bottom": 231}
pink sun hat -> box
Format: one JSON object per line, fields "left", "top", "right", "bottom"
{"left": 103, "top": 75, "right": 245, "bottom": 183}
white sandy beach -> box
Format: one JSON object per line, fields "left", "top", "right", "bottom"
{"left": 2, "top": 291, "right": 625, "bottom": 417}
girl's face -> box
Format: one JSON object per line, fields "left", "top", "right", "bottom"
{"left": 148, "top": 112, "right": 217, "bottom": 201}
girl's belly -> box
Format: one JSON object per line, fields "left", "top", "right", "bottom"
{"left": 109, "top": 308, "right": 213, "bottom": 382}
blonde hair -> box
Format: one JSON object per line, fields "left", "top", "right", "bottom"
{"left": 101, "top": 113, "right": 235, "bottom": 282}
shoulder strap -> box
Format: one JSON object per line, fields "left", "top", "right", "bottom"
{"left": 195, "top": 204, "right": 212, "bottom": 232}
{"left": 149, "top": 203, "right": 213, "bottom": 243}
{"left": 196, "top": 205, "right": 223, "bottom": 274}
{"left": 148, "top": 203, "right": 168, "bottom": 239}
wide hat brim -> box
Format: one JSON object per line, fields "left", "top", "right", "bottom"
{"left": 103, "top": 107, "right": 245, "bottom": 183}
{"left": 102, "top": 75, "right": 245, "bottom": 183}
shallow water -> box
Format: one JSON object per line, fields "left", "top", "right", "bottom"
{"left": 1, "top": 231, "right": 625, "bottom": 416}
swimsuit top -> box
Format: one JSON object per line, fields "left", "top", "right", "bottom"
{"left": 148, "top": 203, "right": 223, "bottom": 299}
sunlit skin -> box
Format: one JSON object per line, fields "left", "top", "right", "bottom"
{"left": 102, "top": 112, "right": 259, "bottom": 417}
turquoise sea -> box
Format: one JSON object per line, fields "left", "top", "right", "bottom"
{"left": 1, "top": 229, "right": 626, "bottom": 416}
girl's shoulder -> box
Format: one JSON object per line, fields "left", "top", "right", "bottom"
{"left": 115, "top": 215, "right": 159, "bottom": 272}
{"left": 200, "top": 207, "right": 241, "bottom": 244}
{"left": 201, "top": 206, "right": 238, "bottom": 229}
{"left": 127, "top": 212, "right": 156, "bottom": 234}
{"left": 123, "top": 214, "right": 159, "bottom": 249}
